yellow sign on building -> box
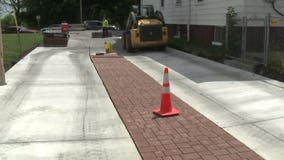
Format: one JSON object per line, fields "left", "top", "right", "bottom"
{"left": 271, "top": 19, "right": 279, "bottom": 26}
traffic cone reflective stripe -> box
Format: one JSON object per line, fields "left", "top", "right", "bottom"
{"left": 163, "top": 83, "right": 170, "bottom": 93}
{"left": 163, "top": 67, "right": 170, "bottom": 92}
{"left": 153, "top": 67, "right": 180, "bottom": 117}
{"left": 163, "top": 82, "right": 170, "bottom": 87}
{"left": 163, "top": 69, "right": 169, "bottom": 83}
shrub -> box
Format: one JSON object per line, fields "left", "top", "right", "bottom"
{"left": 168, "top": 38, "right": 226, "bottom": 62}
{"left": 263, "top": 42, "right": 284, "bottom": 81}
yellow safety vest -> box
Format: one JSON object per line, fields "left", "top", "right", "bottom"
{"left": 103, "top": 19, "right": 109, "bottom": 27}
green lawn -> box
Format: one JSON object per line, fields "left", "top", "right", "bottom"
{"left": 3, "top": 33, "right": 43, "bottom": 70}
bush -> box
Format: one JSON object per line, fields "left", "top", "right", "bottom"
{"left": 168, "top": 38, "right": 189, "bottom": 52}
{"left": 263, "top": 42, "right": 284, "bottom": 81}
{"left": 168, "top": 38, "right": 226, "bottom": 62}
{"left": 226, "top": 7, "right": 242, "bottom": 57}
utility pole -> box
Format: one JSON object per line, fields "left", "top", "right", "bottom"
{"left": 0, "top": 20, "right": 6, "bottom": 85}
{"left": 80, "top": 0, "right": 83, "bottom": 23}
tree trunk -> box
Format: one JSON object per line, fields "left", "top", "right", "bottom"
{"left": 0, "top": 21, "right": 6, "bottom": 85}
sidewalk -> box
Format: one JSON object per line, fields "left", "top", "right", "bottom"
{"left": 92, "top": 55, "right": 263, "bottom": 160}
{"left": 121, "top": 47, "right": 284, "bottom": 160}
{"left": 0, "top": 31, "right": 141, "bottom": 159}
{"left": 1, "top": 32, "right": 283, "bottom": 159}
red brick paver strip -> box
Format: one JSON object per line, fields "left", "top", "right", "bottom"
{"left": 91, "top": 56, "right": 263, "bottom": 160}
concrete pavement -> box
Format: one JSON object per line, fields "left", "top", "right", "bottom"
{"left": 92, "top": 55, "right": 263, "bottom": 160}
{"left": 115, "top": 45, "right": 284, "bottom": 160}
{"left": 1, "top": 31, "right": 284, "bottom": 159}
{"left": 0, "top": 31, "right": 141, "bottom": 159}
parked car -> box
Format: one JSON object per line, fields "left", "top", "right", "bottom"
{"left": 84, "top": 20, "right": 102, "bottom": 30}
{"left": 69, "top": 24, "right": 85, "bottom": 31}
{"left": 108, "top": 25, "right": 120, "bottom": 31}
{"left": 84, "top": 20, "right": 119, "bottom": 31}
{"left": 3, "top": 26, "right": 38, "bottom": 33}
{"left": 22, "top": 27, "right": 38, "bottom": 33}
{"left": 41, "top": 24, "right": 61, "bottom": 33}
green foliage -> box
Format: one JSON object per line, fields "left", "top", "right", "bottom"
{"left": 23, "top": 0, "right": 80, "bottom": 28}
{"left": 3, "top": 33, "right": 42, "bottom": 69}
{"left": 268, "top": 42, "right": 283, "bottom": 68}
{"left": 1, "top": 14, "right": 15, "bottom": 29}
{"left": 168, "top": 38, "right": 226, "bottom": 62}
{"left": 263, "top": 42, "right": 284, "bottom": 81}
{"left": 227, "top": 7, "right": 237, "bottom": 27}
{"left": 0, "top": 0, "right": 27, "bottom": 25}
{"left": 226, "top": 6, "right": 241, "bottom": 57}
{"left": 23, "top": 0, "right": 133, "bottom": 28}
{"left": 168, "top": 38, "right": 189, "bottom": 51}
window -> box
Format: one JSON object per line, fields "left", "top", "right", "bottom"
{"left": 161, "top": 0, "right": 164, "bottom": 7}
{"left": 212, "top": 26, "right": 224, "bottom": 46}
{"left": 194, "top": 0, "right": 204, "bottom": 5}
{"left": 176, "top": 0, "right": 182, "bottom": 6}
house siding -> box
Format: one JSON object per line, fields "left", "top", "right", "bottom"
{"left": 244, "top": 0, "right": 284, "bottom": 18}
{"left": 143, "top": 0, "right": 284, "bottom": 45}
{"left": 144, "top": 0, "right": 245, "bottom": 26}
{"left": 191, "top": 0, "right": 244, "bottom": 26}
{"left": 143, "top": 0, "right": 284, "bottom": 25}
{"left": 143, "top": 0, "right": 190, "bottom": 25}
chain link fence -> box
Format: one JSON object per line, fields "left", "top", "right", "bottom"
{"left": 227, "top": 14, "right": 284, "bottom": 66}
{"left": 269, "top": 16, "right": 284, "bottom": 63}
{"left": 227, "top": 16, "right": 268, "bottom": 64}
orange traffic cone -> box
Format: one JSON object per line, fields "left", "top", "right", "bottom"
{"left": 153, "top": 67, "right": 180, "bottom": 117}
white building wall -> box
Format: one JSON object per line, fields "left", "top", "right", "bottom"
{"left": 143, "top": 0, "right": 284, "bottom": 26}
{"left": 142, "top": 0, "right": 160, "bottom": 11}
{"left": 143, "top": 0, "right": 190, "bottom": 25}
{"left": 244, "top": 0, "right": 284, "bottom": 18}
{"left": 191, "top": 0, "right": 245, "bottom": 26}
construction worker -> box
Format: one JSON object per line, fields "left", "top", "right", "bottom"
{"left": 102, "top": 18, "right": 109, "bottom": 38}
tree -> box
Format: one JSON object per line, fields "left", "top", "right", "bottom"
{"left": 226, "top": 6, "right": 240, "bottom": 57}
{"left": 14, "top": 0, "right": 134, "bottom": 28}
{"left": 83, "top": 0, "right": 133, "bottom": 28}
{"left": 0, "top": 2, "right": 10, "bottom": 16}
{"left": 0, "top": 20, "right": 6, "bottom": 85}
{"left": 0, "top": 4, "right": 4, "bottom": 15}
{"left": 1, "top": 14, "right": 15, "bottom": 29}
{"left": 23, "top": 0, "right": 80, "bottom": 27}
{"left": 0, "top": 0, "right": 25, "bottom": 25}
